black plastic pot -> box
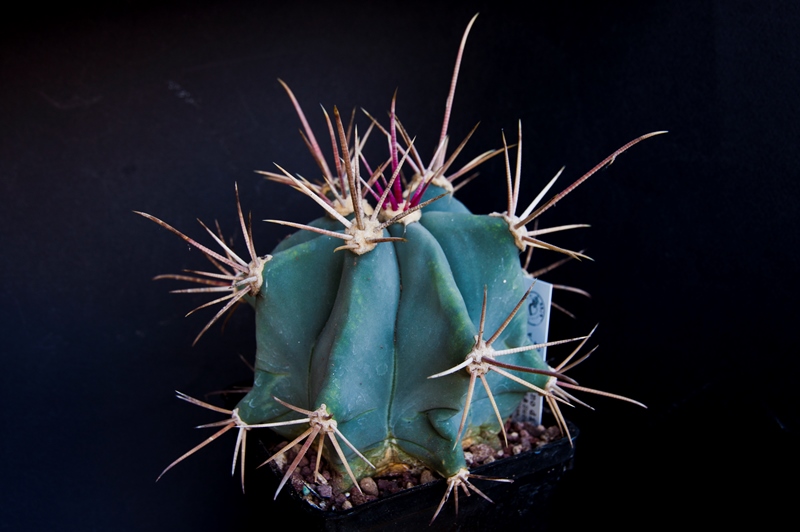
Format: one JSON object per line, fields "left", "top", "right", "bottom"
{"left": 251, "top": 422, "right": 578, "bottom": 532}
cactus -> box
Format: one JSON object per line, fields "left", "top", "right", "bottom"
{"left": 140, "top": 15, "right": 659, "bottom": 521}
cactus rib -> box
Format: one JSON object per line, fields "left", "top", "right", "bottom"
{"left": 428, "top": 283, "right": 588, "bottom": 447}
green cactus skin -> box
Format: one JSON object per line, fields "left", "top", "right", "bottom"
{"left": 234, "top": 188, "right": 545, "bottom": 483}
{"left": 143, "top": 14, "right": 656, "bottom": 520}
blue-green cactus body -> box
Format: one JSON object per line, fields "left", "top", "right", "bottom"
{"left": 235, "top": 185, "right": 551, "bottom": 482}
{"left": 144, "top": 16, "right": 654, "bottom": 513}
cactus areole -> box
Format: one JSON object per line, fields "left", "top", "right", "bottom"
{"left": 142, "top": 14, "right": 656, "bottom": 520}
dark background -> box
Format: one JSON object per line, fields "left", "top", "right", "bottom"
{"left": 2, "top": 1, "right": 797, "bottom": 529}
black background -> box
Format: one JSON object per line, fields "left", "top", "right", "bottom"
{"left": 2, "top": 1, "right": 797, "bottom": 529}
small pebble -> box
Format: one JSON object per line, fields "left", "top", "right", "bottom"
{"left": 349, "top": 490, "right": 368, "bottom": 506}
{"left": 377, "top": 478, "right": 397, "bottom": 494}
{"left": 469, "top": 444, "right": 494, "bottom": 463}
{"left": 272, "top": 453, "right": 287, "bottom": 470}
{"left": 290, "top": 477, "right": 304, "bottom": 492}
{"left": 359, "top": 477, "right": 379, "bottom": 497}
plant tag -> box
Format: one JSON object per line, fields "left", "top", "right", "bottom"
{"left": 511, "top": 277, "right": 553, "bottom": 425}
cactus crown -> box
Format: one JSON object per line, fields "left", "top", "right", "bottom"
{"left": 140, "top": 14, "right": 659, "bottom": 522}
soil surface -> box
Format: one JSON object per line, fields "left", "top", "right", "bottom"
{"left": 267, "top": 420, "right": 564, "bottom": 511}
